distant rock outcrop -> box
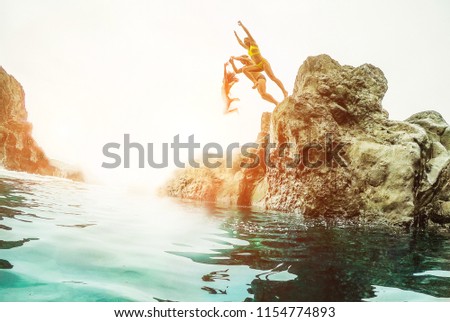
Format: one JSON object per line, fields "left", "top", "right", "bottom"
{"left": 165, "top": 54, "right": 450, "bottom": 229}
{"left": 0, "top": 66, "right": 83, "bottom": 181}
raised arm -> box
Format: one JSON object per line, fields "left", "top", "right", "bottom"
{"left": 234, "top": 31, "right": 247, "bottom": 49}
{"left": 238, "top": 21, "right": 255, "bottom": 43}
{"left": 229, "top": 58, "right": 241, "bottom": 74}
{"left": 232, "top": 55, "right": 252, "bottom": 65}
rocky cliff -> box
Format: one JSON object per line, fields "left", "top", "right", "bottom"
{"left": 165, "top": 54, "right": 450, "bottom": 229}
{"left": 0, "top": 66, "right": 83, "bottom": 181}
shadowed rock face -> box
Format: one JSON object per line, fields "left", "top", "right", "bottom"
{"left": 165, "top": 54, "right": 450, "bottom": 228}
{"left": 0, "top": 66, "right": 83, "bottom": 181}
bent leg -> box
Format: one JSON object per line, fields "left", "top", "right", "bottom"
{"left": 243, "top": 64, "right": 263, "bottom": 86}
{"left": 257, "top": 79, "right": 279, "bottom": 106}
{"left": 263, "top": 60, "right": 288, "bottom": 97}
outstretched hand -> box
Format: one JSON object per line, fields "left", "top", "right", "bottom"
{"left": 237, "top": 20, "right": 243, "bottom": 27}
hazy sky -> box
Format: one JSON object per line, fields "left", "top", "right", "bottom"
{"left": 1, "top": 0, "right": 449, "bottom": 188}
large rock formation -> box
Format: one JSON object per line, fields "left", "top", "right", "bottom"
{"left": 0, "top": 66, "right": 83, "bottom": 181}
{"left": 165, "top": 55, "right": 450, "bottom": 229}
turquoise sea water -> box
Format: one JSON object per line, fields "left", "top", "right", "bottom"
{"left": 0, "top": 169, "right": 449, "bottom": 302}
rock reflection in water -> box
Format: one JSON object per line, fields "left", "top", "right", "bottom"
{"left": 171, "top": 207, "right": 450, "bottom": 301}
{"left": 1, "top": 178, "right": 40, "bottom": 269}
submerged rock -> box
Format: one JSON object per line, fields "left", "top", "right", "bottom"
{"left": 0, "top": 66, "right": 83, "bottom": 180}
{"left": 165, "top": 54, "right": 450, "bottom": 229}
{"left": 0, "top": 259, "right": 13, "bottom": 269}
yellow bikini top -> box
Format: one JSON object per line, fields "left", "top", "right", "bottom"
{"left": 248, "top": 44, "right": 260, "bottom": 57}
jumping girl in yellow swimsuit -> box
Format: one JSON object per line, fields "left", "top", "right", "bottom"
{"left": 234, "top": 21, "right": 288, "bottom": 98}
{"left": 229, "top": 55, "right": 279, "bottom": 106}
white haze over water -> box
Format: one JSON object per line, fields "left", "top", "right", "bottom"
{"left": 0, "top": 0, "right": 449, "bottom": 190}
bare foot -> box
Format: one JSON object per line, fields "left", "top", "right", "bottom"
{"left": 225, "top": 107, "right": 238, "bottom": 114}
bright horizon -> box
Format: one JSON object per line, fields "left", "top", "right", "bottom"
{"left": 1, "top": 0, "right": 450, "bottom": 189}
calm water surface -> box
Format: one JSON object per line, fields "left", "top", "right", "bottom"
{"left": 1, "top": 169, "right": 449, "bottom": 302}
